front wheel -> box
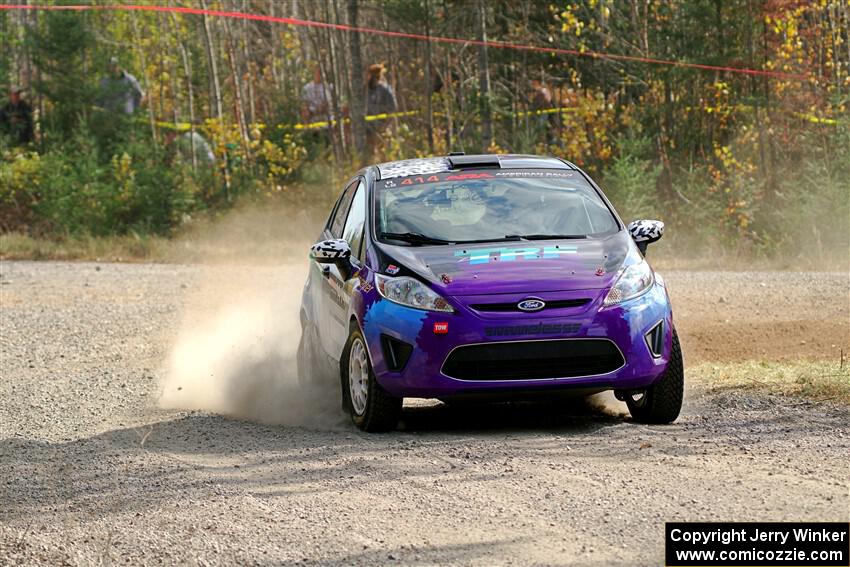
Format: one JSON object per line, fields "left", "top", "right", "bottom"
{"left": 342, "top": 327, "right": 402, "bottom": 432}
{"left": 625, "top": 329, "right": 684, "bottom": 424}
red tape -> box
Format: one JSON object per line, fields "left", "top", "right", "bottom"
{"left": 0, "top": 3, "right": 810, "bottom": 82}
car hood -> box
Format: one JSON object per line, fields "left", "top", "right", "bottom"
{"left": 374, "top": 232, "right": 636, "bottom": 295}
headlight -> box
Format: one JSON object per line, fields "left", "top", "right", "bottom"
{"left": 603, "top": 260, "right": 654, "bottom": 306}
{"left": 375, "top": 274, "right": 454, "bottom": 312}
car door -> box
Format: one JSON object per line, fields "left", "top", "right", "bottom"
{"left": 311, "top": 179, "right": 359, "bottom": 360}
{"left": 325, "top": 178, "right": 368, "bottom": 359}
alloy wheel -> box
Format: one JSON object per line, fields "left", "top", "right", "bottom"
{"left": 348, "top": 337, "right": 369, "bottom": 416}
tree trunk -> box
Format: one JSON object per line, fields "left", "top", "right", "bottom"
{"left": 424, "top": 0, "right": 434, "bottom": 153}
{"left": 347, "top": 0, "right": 367, "bottom": 161}
{"left": 201, "top": 1, "right": 223, "bottom": 122}
{"left": 200, "top": 0, "right": 229, "bottom": 197}
{"left": 223, "top": 11, "right": 248, "bottom": 146}
{"left": 241, "top": 0, "right": 256, "bottom": 126}
{"left": 476, "top": 0, "right": 493, "bottom": 150}
{"left": 332, "top": 0, "right": 349, "bottom": 155}
{"left": 269, "top": 0, "right": 282, "bottom": 93}
{"left": 130, "top": 12, "right": 158, "bottom": 146}
{"left": 169, "top": 6, "right": 198, "bottom": 171}
{"left": 444, "top": 50, "right": 454, "bottom": 151}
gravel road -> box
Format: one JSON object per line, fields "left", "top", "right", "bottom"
{"left": 1, "top": 261, "right": 848, "bottom": 566}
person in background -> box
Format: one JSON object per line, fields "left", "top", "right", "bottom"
{"left": 300, "top": 65, "right": 333, "bottom": 125}
{"left": 0, "top": 86, "right": 34, "bottom": 146}
{"left": 366, "top": 63, "right": 397, "bottom": 117}
{"left": 365, "top": 63, "right": 397, "bottom": 154}
{"left": 165, "top": 129, "right": 216, "bottom": 167}
{"left": 529, "top": 78, "right": 558, "bottom": 145}
{"left": 97, "top": 56, "right": 145, "bottom": 115}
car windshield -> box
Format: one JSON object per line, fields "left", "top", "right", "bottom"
{"left": 376, "top": 169, "right": 619, "bottom": 244}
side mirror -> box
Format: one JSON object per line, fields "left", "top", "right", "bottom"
{"left": 628, "top": 220, "right": 664, "bottom": 255}
{"left": 310, "top": 238, "right": 352, "bottom": 264}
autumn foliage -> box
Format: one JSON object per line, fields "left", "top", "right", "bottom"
{"left": 0, "top": 1, "right": 847, "bottom": 260}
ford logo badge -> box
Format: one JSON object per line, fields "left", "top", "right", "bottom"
{"left": 517, "top": 298, "right": 546, "bottom": 312}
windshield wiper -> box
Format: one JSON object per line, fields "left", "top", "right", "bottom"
{"left": 380, "top": 232, "right": 453, "bottom": 246}
{"left": 510, "top": 234, "right": 587, "bottom": 240}
{"left": 452, "top": 235, "right": 524, "bottom": 244}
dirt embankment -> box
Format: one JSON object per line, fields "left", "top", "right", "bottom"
{"left": 665, "top": 271, "right": 848, "bottom": 363}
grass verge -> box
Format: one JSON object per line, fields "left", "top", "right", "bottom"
{"left": 0, "top": 232, "right": 171, "bottom": 262}
{"left": 3, "top": 231, "right": 847, "bottom": 272}
{"left": 691, "top": 359, "right": 850, "bottom": 404}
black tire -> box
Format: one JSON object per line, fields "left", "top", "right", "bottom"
{"left": 625, "top": 329, "right": 684, "bottom": 424}
{"left": 341, "top": 326, "right": 402, "bottom": 432}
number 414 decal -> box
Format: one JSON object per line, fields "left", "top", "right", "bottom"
{"left": 400, "top": 175, "right": 440, "bottom": 185}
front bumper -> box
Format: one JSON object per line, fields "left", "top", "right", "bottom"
{"left": 361, "top": 280, "right": 673, "bottom": 399}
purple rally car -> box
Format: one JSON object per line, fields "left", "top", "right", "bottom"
{"left": 298, "top": 154, "right": 683, "bottom": 431}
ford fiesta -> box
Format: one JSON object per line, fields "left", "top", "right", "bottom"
{"left": 298, "top": 154, "right": 683, "bottom": 431}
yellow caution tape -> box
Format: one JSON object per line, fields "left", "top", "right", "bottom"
{"left": 290, "top": 110, "right": 420, "bottom": 131}
{"left": 513, "top": 106, "right": 578, "bottom": 118}
{"left": 130, "top": 104, "right": 840, "bottom": 134}
{"left": 682, "top": 104, "right": 839, "bottom": 126}
{"left": 791, "top": 112, "right": 838, "bottom": 125}
{"left": 154, "top": 119, "right": 193, "bottom": 132}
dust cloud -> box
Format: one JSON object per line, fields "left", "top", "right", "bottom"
{"left": 158, "top": 203, "right": 346, "bottom": 428}
{"left": 588, "top": 391, "right": 628, "bottom": 417}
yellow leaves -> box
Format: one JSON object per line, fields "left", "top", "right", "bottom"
{"left": 249, "top": 123, "right": 265, "bottom": 142}
{"left": 724, "top": 200, "right": 751, "bottom": 229}
{"left": 552, "top": 90, "right": 617, "bottom": 167}
{"left": 0, "top": 150, "right": 43, "bottom": 199}
{"left": 202, "top": 118, "right": 305, "bottom": 186}
{"left": 111, "top": 152, "right": 135, "bottom": 202}
{"left": 257, "top": 137, "right": 305, "bottom": 181}
{"left": 204, "top": 117, "right": 242, "bottom": 158}
{"left": 559, "top": 4, "right": 585, "bottom": 36}
{"left": 278, "top": 31, "right": 299, "bottom": 52}
{"left": 713, "top": 82, "right": 730, "bottom": 96}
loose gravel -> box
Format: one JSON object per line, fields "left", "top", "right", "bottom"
{"left": 1, "top": 261, "right": 848, "bottom": 566}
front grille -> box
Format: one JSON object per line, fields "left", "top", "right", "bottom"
{"left": 442, "top": 339, "right": 624, "bottom": 381}
{"left": 470, "top": 298, "right": 591, "bottom": 313}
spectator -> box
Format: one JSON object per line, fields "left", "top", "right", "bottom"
{"left": 0, "top": 86, "right": 34, "bottom": 146}
{"left": 166, "top": 129, "right": 216, "bottom": 167}
{"left": 300, "top": 65, "right": 333, "bottom": 125}
{"left": 97, "top": 56, "right": 145, "bottom": 114}
{"left": 529, "top": 79, "right": 558, "bottom": 145}
{"left": 365, "top": 64, "right": 397, "bottom": 153}
{"left": 366, "top": 63, "right": 397, "bottom": 117}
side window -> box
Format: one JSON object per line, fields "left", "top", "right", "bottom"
{"left": 341, "top": 181, "right": 367, "bottom": 262}
{"left": 329, "top": 180, "right": 359, "bottom": 238}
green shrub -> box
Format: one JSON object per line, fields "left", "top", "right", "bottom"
{"left": 0, "top": 129, "right": 198, "bottom": 236}
{"left": 601, "top": 153, "right": 661, "bottom": 221}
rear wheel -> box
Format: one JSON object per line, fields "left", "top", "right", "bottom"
{"left": 625, "top": 329, "right": 684, "bottom": 424}
{"left": 342, "top": 327, "right": 401, "bottom": 432}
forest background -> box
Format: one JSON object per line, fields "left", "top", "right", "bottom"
{"left": 1, "top": 0, "right": 847, "bottom": 265}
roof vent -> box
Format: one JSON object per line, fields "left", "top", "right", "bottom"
{"left": 447, "top": 154, "right": 501, "bottom": 169}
